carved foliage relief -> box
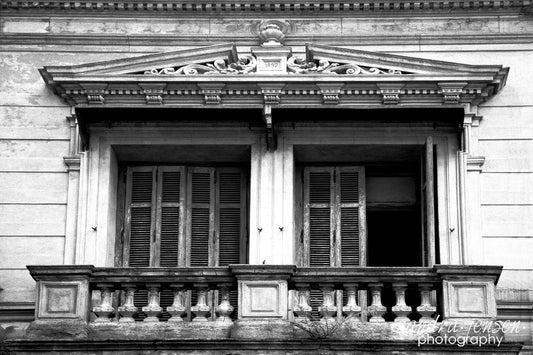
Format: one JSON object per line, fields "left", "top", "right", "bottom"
{"left": 143, "top": 55, "right": 405, "bottom": 76}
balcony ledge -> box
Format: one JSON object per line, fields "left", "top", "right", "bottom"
{"left": 5, "top": 338, "right": 524, "bottom": 354}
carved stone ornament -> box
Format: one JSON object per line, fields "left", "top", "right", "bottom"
{"left": 258, "top": 23, "right": 286, "bottom": 46}
{"left": 287, "top": 56, "right": 403, "bottom": 75}
{"left": 144, "top": 54, "right": 406, "bottom": 77}
{"left": 144, "top": 55, "right": 257, "bottom": 75}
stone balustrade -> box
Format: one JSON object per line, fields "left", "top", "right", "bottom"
{"left": 290, "top": 267, "right": 441, "bottom": 323}
{"left": 26, "top": 264, "right": 502, "bottom": 331}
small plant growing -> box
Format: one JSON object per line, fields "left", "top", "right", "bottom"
{"left": 293, "top": 315, "right": 351, "bottom": 339}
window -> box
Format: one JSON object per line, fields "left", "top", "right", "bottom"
{"left": 122, "top": 165, "right": 248, "bottom": 267}
{"left": 303, "top": 166, "right": 366, "bottom": 267}
{"left": 296, "top": 140, "right": 437, "bottom": 268}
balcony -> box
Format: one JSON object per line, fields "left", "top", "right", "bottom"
{"left": 10, "top": 264, "right": 522, "bottom": 354}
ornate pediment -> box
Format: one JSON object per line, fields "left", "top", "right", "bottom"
{"left": 139, "top": 55, "right": 408, "bottom": 76}
{"left": 40, "top": 30, "right": 508, "bottom": 108}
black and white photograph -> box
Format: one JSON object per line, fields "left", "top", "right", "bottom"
{"left": 0, "top": 2, "right": 532, "bottom": 353}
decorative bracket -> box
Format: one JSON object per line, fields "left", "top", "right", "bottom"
{"left": 202, "top": 89, "right": 222, "bottom": 105}
{"left": 381, "top": 89, "right": 401, "bottom": 105}
{"left": 80, "top": 84, "right": 107, "bottom": 105}
{"left": 198, "top": 84, "right": 225, "bottom": 105}
{"left": 439, "top": 82, "right": 467, "bottom": 105}
{"left": 85, "top": 90, "right": 105, "bottom": 105}
{"left": 377, "top": 84, "right": 404, "bottom": 105}
{"left": 144, "top": 90, "right": 164, "bottom": 105}
{"left": 259, "top": 84, "right": 284, "bottom": 106}
{"left": 263, "top": 105, "right": 277, "bottom": 152}
{"left": 139, "top": 84, "right": 166, "bottom": 105}
{"left": 463, "top": 112, "right": 483, "bottom": 127}
{"left": 467, "top": 156, "right": 485, "bottom": 172}
{"left": 317, "top": 84, "right": 343, "bottom": 105}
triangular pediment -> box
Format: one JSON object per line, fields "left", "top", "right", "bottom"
{"left": 40, "top": 43, "right": 238, "bottom": 77}
{"left": 40, "top": 42, "right": 508, "bottom": 108}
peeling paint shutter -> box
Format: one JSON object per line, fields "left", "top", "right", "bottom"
{"left": 157, "top": 166, "right": 185, "bottom": 267}
{"left": 304, "top": 168, "right": 334, "bottom": 267}
{"left": 217, "top": 169, "right": 246, "bottom": 266}
{"left": 304, "top": 166, "right": 366, "bottom": 267}
{"left": 125, "top": 167, "right": 156, "bottom": 267}
{"left": 188, "top": 168, "right": 214, "bottom": 267}
{"left": 338, "top": 167, "right": 365, "bottom": 267}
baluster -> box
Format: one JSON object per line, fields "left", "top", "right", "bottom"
{"left": 342, "top": 283, "right": 361, "bottom": 321}
{"left": 118, "top": 283, "right": 137, "bottom": 322}
{"left": 392, "top": 282, "right": 411, "bottom": 323}
{"left": 142, "top": 283, "right": 162, "bottom": 322}
{"left": 93, "top": 283, "right": 115, "bottom": 322}
{"left": 367, "top": 283, "right": 386, "bottom": 323}
{"left": 417, "top": 283, "right": 436, "bottom": 322}
{"left": 293, "top": 283, "right": 312, "bottom": 320}
{"left": 167, "top": 283, "right": 187, "bottom": 322}
{"left": 215, "top": 283, "right": 234, "bottom": 323}
{"left": 191, "top": 283, "right": 210, "bottom": 322}
{"left": 318, "top": 283, "right": 336, "bottom": 320}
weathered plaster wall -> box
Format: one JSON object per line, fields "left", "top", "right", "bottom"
{"left": 0, "top": 11, "right": 531, "bottom": 343}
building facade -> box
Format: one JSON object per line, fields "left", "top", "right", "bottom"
{"left": 0, "top": 1, "right": 532, "bottom": 353}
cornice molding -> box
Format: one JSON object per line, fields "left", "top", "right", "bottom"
{"left": 2, "top": 0, "right": 531, "bottom": 13}
{"left": 39, "top": 42, "right": 509, "bottom": 109}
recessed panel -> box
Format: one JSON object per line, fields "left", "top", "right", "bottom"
{"left": 455, "top": 286, "right": 486, "bottom": 313}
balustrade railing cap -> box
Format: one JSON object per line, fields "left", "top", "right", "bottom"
{"left": 433, "top": 264, "right": 503, "bottom": 284}
{"left": 27, "top": 265, "right": 95, "bottom": 281}
{"left": 91, "top": 266, "right": 235, "bottom": 284}
{"left": 292, "top": 266, "right": 439, "bottom": 284}
{"left": 229, "top": 264, "right": 296, "bottom": 279}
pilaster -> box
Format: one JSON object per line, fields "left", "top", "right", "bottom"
{"left": 462, "top": 109, "right": 485, "bottom": 265}
{"left": 249, "top": 136, "right": 294, "bottom": 265}
{"left": 63, "top": 113, "right": 82, "bottom": 264}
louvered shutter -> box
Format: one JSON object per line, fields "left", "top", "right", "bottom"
{"left": 304, "top": 168, "right": 334, "bottom": 267}
{"left": 337, "top": 167, "right": 365, "bottom": 267}
{"left": 188, "top": 168, "right": 215, "bottom": 266}
{"left": 421, "top": 138, "right": 436, "bottom": 267}
{"left": 217, "top": 168, "right": 246, "bottom": 266}
{"left": 125, "top": 167, "right": 157, "bottom": 267}
{"left": 304, "top": 166, "right": 366, "bottom": 267}
{"left": 156, "top": 166, "right": 185, "bottom": 267}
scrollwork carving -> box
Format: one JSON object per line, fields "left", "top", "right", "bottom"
{"left": 144, "top": 56, "right": 257, "bottom": 75}
{"left": 287, "top": 56, "right": 403, "bottom": 75}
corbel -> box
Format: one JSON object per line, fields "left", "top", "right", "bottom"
{"left": 198, "top": 83, "right": 225, "bottom": 105}
{"left": 317, "top": 83, "right": 343, "bottom": 105}
{"left": 462, "top": 111, "right": 483, "bottom": 153}
{"left": 466, "top": 156, "right": 485, "bottom": 172}
{"left": 463, "top": 112, "right": 483, "bottom": 127}
{"left": 438, "top": 82, "right": 467, "bottom": 105}
{"left": 80, "top": 83, "right": 107, "bottom": 105}
{"left": 139, "top": 83, "right": 166, "bottom": 105}
{"left": 262, "top": 105, "right": 277, "bottom": 151}
{"left": 63, "top": 113, "right": 81, "bottom": 171}
{"left": 258, "top": 84, "right": 285, "bottom": 106}
{"left": 377, "top": 84, "right": 404, "bottom": 105}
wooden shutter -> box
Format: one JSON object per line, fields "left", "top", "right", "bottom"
{"left": 303, "top": 166, "right": 366, "bottom": 267}
{"left": 156, "top": 166, "right": 185, "bottom": 267}
{"left": 337, "top": 167, "right": 366, "bottom": 267}
{"left": 188, "top": 167, "right": 215, "bottom": 266}
{"left": 421, "top": 138, "right": 436, "bottom": 266}
{"left": 124, "top": 166, "right": 157, "bottom": 267}
{"left": 124, "top": 166, "right": 185, "bottom": 267}
{"left": 216, "top": 168, "right": 246, "bottom": 266}
{"left": 304, "top": 167, "right": 335, "bottom": 267}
